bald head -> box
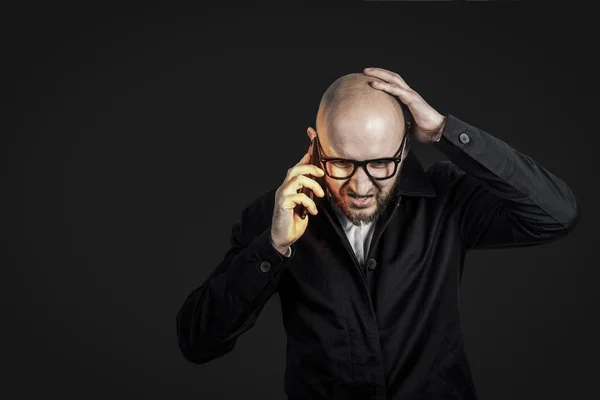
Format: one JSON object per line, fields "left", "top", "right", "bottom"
{"left": 315, "top": 73, "right": 407, "bottom": 159}
{"left": 310, "top": 73, "right": 409, "bottom": 226}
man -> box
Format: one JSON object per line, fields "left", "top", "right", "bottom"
{"left": 176, "top": 68, "right": 578, "bottom": 399}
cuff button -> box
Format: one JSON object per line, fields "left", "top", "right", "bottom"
{"left": 259, "top": 261, "right": 272, "bottom": 273}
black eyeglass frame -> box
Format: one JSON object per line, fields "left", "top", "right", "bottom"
{"left": 314, "top": 107, "right": 412, "bottom": 181}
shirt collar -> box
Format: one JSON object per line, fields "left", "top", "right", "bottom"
{"left": 394, "top": 151, "right": 437, "bottom": 198}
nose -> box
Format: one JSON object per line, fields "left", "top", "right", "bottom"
{"left": 348, "top": 165, "right": 373, "bottom": 196}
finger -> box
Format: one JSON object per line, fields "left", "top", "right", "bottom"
{"left": 363, "top": 67, "right": 410, "bottom": 90}
{"left": 282, "top": 193, "right": 318, "bottom": 215}
{"left": 286, "top": 164, "right": 325, "bottom": 181}
{"left": 363, "top": 67, "right": 409, "bottom": 88}
{"left": 284, "top": 174, "right": 326, "bottom": 197}
{"left": 369, "top": 81, "right": 417, "bottom": 106}
{"left": 295, "top": 150, "right": 311, "bottom": 166}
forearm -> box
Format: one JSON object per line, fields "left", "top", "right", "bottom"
{"left": 176, "top": 228, "right": 289, "bottom": 364}
{"left": 431, "top": 115, "right": 578, "bottom": 248}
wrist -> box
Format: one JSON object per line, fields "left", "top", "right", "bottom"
{"left": 269, "top": 230, "right": 291, "bottom": 256}
{"left": 273, "top": 243, "right": 291, "bottom": 256}
{"left": 280, "top": 246, "right": 292, "bottom": 257}
{"left": 430, "top": 116, "right": 446, "bottom": 143}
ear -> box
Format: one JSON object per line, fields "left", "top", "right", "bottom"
{"left": 401, "top": 134, "right": 411, "bottom": 162}
{"left": 307, "top": 127, "right": 317, "bottom": 141}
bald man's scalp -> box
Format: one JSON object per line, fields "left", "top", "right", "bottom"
{"left": 315, "top": 73, "right": 406, "bottom": 139}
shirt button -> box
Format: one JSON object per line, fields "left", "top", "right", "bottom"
{"left": 459, "top": 132, "right": 470, "bottom": 144}
{"left": 259, "top": 261, "right": 271, "bottom": 273}
{"left": 366, "top": 258, "right": 377, "bottom": 271}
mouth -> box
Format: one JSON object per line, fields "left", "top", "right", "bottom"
{"left": 348, "top": 194, "right": 374, "bottom": 208}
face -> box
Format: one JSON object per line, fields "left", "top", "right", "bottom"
{"left": 314, "top": 102, "right": 407, "bottom": 226}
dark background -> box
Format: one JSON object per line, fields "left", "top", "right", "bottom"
{"left": 8, "top": 3, "right": 597, "bottom": 400}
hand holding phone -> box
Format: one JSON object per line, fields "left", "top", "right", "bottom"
{"left": 294, "top": 137, "right": 324, "bottom": 219}
{"left": 270, "top": 137, "right": 325, "bottom": 255}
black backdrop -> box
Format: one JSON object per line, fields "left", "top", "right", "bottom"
{"left": 8, "top": 3, "right": 597, "bottom": 400}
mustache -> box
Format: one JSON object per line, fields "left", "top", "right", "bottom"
{"left": 347, "top": 191, "right": 377, "bottom": 197}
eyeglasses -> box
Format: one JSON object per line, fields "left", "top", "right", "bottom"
{"left": 315, "top": 131, "right": 409, "bottom": 180}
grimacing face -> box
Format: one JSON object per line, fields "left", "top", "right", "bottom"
{"left": 309, "top": 93, "right": 408, "bottom": 226}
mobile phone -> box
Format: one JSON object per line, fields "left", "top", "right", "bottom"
{"left": 294, "top": 137, "right": 323, "bottom": 219}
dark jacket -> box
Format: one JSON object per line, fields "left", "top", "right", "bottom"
{"left": 176, "top": 115, "right": 578, "bottom": 399}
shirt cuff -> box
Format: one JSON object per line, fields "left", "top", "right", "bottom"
{"left": 282, "top": 246, "right": 292, "bottom": 258}
{"left": 268, "top": 229, "right": 294, "bottom": 258}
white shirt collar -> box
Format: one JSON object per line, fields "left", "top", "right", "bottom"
{"left": 328, "top": 197, "right": 377, "bottom": 265}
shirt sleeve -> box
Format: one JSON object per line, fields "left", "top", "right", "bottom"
{"left": 431, "top": 114, "right": 579, "bottom": 250}
{"left": 175, "top": 190, "right": 293, "bottom": 364}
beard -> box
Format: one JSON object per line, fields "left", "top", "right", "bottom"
{"left": 326, "top": 176, "right": 401, "bottom": 226}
